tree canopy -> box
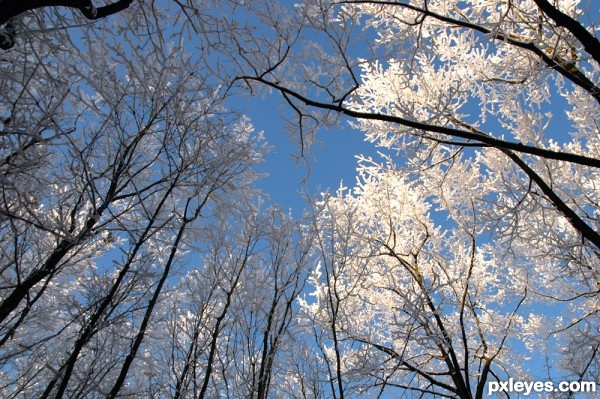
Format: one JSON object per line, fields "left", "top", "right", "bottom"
{"left": 0, "top": 1, "right": 598, "bottom": 398}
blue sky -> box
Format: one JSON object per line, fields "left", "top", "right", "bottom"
{"left": 246, "top": 92, "right": 378, "bottom": 216}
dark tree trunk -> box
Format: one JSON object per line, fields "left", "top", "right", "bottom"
{"left": 0, "top": 0, "right": 134, "bottom": 49}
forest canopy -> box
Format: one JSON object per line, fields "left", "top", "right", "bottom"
{"left": 0, "top": 1, "right": 598, "bottom": 398}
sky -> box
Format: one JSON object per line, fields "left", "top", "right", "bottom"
{"left": 243, "top": 91, "right": 379, "bottom": 216}
{"left": 1, "top": 2, "right": 596, "bottom": 397}
{"left": 219, "top": 3, "right": 387, "bottom": 218}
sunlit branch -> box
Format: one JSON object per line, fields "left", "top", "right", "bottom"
{"left": 337, "top": 0, "right": 600, "bottom": 103}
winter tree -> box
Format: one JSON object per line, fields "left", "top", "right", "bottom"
{"left": 228, "top": 0, "right": 600, "bottom": 397}
{"left": 144, "top": 203, "right": 311, "bottom": 398}
{"left": 0, "top": 1, "right": 311, "bottom": 397}
{"left": 2, "top": 0, "right": 599, "bottom": 398}
{"left": 296, "top": 161, "right": 540, "bottom": 398}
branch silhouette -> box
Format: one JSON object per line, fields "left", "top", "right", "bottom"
{"left": 0, "top": 0, "right": 134, "bottom": 49}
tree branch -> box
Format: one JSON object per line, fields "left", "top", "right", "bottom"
{"left": 502, "top": 149, "right": 600, "bottom": 250}
{"left": 238, "top": 76, "right": 600, "bottom": 169}
{"left": 532, "top": 0, "right": 600, "bottom": 65}
{"left": 0, "top": 0, "right": 134, "bottom": 49}
{"left": 338, "top": 1, "right": 600, "bottom": 104}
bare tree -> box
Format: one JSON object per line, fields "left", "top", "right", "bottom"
{"left": 225, "top": 0, "right": 599, "bottom": 394}
{"left": 2, "top": 1, "right": 599, "bottom": 397}
{"left": 299, "top": 166, "right": 538, "bottom": 398}
{"left": 0, "top": 4, "right": 269, "bottom": 396}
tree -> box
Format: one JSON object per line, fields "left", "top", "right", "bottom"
{"left": 2, "top": 0, "right": 599, "bottom": 397}
{"left": 0, "top": 3, "right": 274, "bottom": 397}
{"left": 299, "top": 162, "right": 537, "bottom": 398}
{"left": 145, "top": 203, "right": 311, "bottom": 399}
{"left": 232, "top": 0, "right": 599, "bottom": 248}
{"left": 227, "top": 0, "right": 599, "bottom": 396}
{"left": 0, "top": 5, "right": 320, "bottom": 396}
